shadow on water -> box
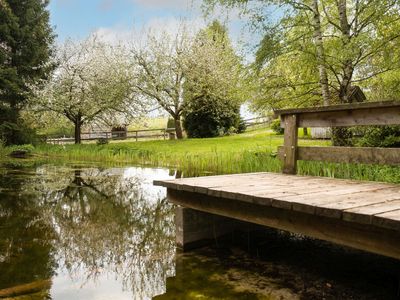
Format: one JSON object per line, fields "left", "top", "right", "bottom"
{"left": 0, "top": 161, "right": 399, "bottom": 299}
{"left": 157, "top": 228, "right": 400, "bottom": 300}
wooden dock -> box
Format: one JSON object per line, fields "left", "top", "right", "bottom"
{"left": 154, "top": 102, "right": 400, "bottom": 259}
{"left": 154, "top": 172, "right": 400, "bottom": 259}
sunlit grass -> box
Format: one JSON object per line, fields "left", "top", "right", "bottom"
{"left": 30, "top": 127, "right": 400, "bottom": 183}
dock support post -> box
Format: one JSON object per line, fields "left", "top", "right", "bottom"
{"left": 175, "top": 207, "right": 240, "bottom": 251}
{"left": 282, "top": 114, "right": 298, "bottom": 174}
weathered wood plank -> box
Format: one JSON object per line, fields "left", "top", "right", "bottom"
{"left": 279, "top": 106, "right": 400, "bottom": 128}
{"left": 301, "top": 106, "right": 400, "bottom": 127}
{"left": 278, "top": 186, "right": 394, "bottom": 216}
{"left": 343, "top": 200, "right": 400, "bottom": 224}
{"left": 274, "top": 101, "right": 400, "bottom": 116}
{"left": 314, "top": 193, "right": 400, "bottom": 218}
{"left": 373, "top": 210, "right": 400, "bottom": 231}
{"left": 278, "top": 146, "right": 400, "bottom": 166}
{"left": 282, "top": 114, "right": 298, "bottom": 174}
{"left": 153, "top": 172, "right": 274, "bottom": 191}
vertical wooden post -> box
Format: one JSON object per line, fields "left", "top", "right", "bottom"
{"left": 282, "top": 114, "right": 298, "bottom": 174}
{"left": 135, "top": 131, "right": 138, "bottom": 142}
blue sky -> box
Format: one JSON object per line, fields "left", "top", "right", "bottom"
{"left": 47, "top": 0, "right": 261, "bottom": 56}
{"left": 49, "top": 0, "right": 220, "bottom": 41}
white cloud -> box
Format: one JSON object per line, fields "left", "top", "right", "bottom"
{"left": 131, "top": 0, "right": 198, "bottom": 10}
{"left": 93, "top": 16, "right": 205, "bottom": 46}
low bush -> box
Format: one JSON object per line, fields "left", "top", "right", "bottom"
{"left": 96, "top": 138, "right": 109, "bottom": 145}
{"left": 270, "top": 119, "right": 284, "bottom": 135}
{"left": 183, "top": 95, "right": 242, "bottom": 138}
{"left": 0, "top": 121, "right": 40, "bottom": 146}
{"left": 355, "top": 126, "right": 400, "bottom": 148}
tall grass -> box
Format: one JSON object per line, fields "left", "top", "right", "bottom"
{"left": 33, "top": 129, "right": 400, "bottom": 183}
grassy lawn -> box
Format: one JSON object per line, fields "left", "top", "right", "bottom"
{"left": 29, "top": 127, "right": 400, "bottom": 183}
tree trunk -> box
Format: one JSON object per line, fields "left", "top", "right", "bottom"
{"left": 74, "top": 116, "right": 82, "bottom": 144}
{"left": 332, "top": 0, "right": 354, "bottom": 145}
{"left": 175, "top": 117, "right": 183, "bottom": 139}
{"left": 312, "top": 0, "right": 330, "bottom": 106}
{"left": 337, "top": 0, "right": 353, "bottom": 103}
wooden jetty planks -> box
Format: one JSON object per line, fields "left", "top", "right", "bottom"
{"left": 343, "top": 200, "right": 400, "bottom": 224}
{"left": 373, "top": 210, "right": 400, "bottom": 231}
{"left": 274, "top": 186, "right": 399, "bottom": 216}
{"left": 154, "top": 172, "right": 400, "bottom": 232}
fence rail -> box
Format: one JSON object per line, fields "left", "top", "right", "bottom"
{"left": 46, "top": 116, "right": 272, "bottom": 144}
{"left": 244, "top": 116, "right": 271, "bottom": 128}
{"left": 47, "top": 128, "right": 176, "bottom": 144}
{"left": 275, "top": 101, "right": 400, "bottom": 174}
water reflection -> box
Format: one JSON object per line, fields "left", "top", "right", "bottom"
{"left": 0, "top": 165, "right": 175, "bottom": 299}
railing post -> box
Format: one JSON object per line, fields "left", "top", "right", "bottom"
{"left": 282, "top": 114, "right": 298, "bottom": 174}
{"left": 135, "top": 131, "right": 138, "bottom": 142}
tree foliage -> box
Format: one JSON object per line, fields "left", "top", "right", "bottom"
{"left": 183, "top": 21, "right": 245, "bottom": 137}
{"left": 33, "top": 37, "right": 139, "bottom": 144}
{"left": 183, "top": 94, "right": 243, "bottom": 138}
{"left": 131, "top": 21, "right": 245, "bottom": 139}
{"left": 130, "top": 27, "right": 191, "bottom": 139}
{"left": 204, "top": 0, "right": 400, "bottom": 109}
{"left": 0, "top": 0, "right": 55, "bottom": 144}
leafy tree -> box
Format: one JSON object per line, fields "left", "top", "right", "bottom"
{"left": 131, "top": 22, "right": 245, "bottom": 139}
{"left": 183, "top": 21, "right": 245, "bottom": 137}
{"left": 204, "top": 0, "right": 400, "bottom": 107}
{"left": 0, "top": 0, "right": 55, "bottom": 144}
{"left": 33, "top": 37, "right": 139, "bottom": 144}
{"left": 205, "top": 0, "right": 400, "bottom": 146}
{"left": 130, "top": 27, "right": 192, "bottom": 139}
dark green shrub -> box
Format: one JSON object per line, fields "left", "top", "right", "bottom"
{"left": 270, "top": 119, "right": 284, "bottom": 135}
{"left": 237, "top": 118, "right": 247, "bottom": 133}
{"left": 96, "top": 138, "right": 109, "bottom": 145}
{"left": 183, "top": 95, "right": 242, "bottom": 138}
{"left": 0, "top": 121, "right": 40, "bottom": 146}
{"left": 356, "top": 126, "right": 400, "bottom": 147}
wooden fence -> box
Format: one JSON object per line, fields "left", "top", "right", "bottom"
{"left": 46, "top": 117, "right": 272, "bottom": 144}
{"left": 47, "top": 128, "right": 175, "bottom": 144}
{"left": 275, "top": 101, "right": 400, "bottom": 174}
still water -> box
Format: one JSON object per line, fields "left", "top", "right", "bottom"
{"left": 0, "top": 163, "right": 399, "bottom": 300}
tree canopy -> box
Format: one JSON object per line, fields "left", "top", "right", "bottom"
{"left": 0, "top": 0, "right": 55, "bottom": 144}
{"left": 204, "top": 0, "right": 400, "bottom": 110}
{"left": 131, "top": 21, "right": 245, "bottom": 139}
{"left": 183, "top": 21, "right": 245, "bottom": 137}
{"left": 33, "top": 37, "right": 140, "bottom": 144}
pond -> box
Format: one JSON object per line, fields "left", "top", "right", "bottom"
{"left": 0, "top": 163, "right": 399, "bottom": 299}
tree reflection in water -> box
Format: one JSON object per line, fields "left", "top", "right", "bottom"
{"left": 0, "top": 167, "right": 57, "bottom": 297}
{"left": 0, "top": 165, "right": 176, "bottom": 299}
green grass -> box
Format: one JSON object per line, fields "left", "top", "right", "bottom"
{"left": 30, "top": 127, "right": 400, "bottom": 183}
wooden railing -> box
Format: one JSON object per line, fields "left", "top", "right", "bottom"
{"left": 274, "top": 101, "right": 400, "bottom": 174}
